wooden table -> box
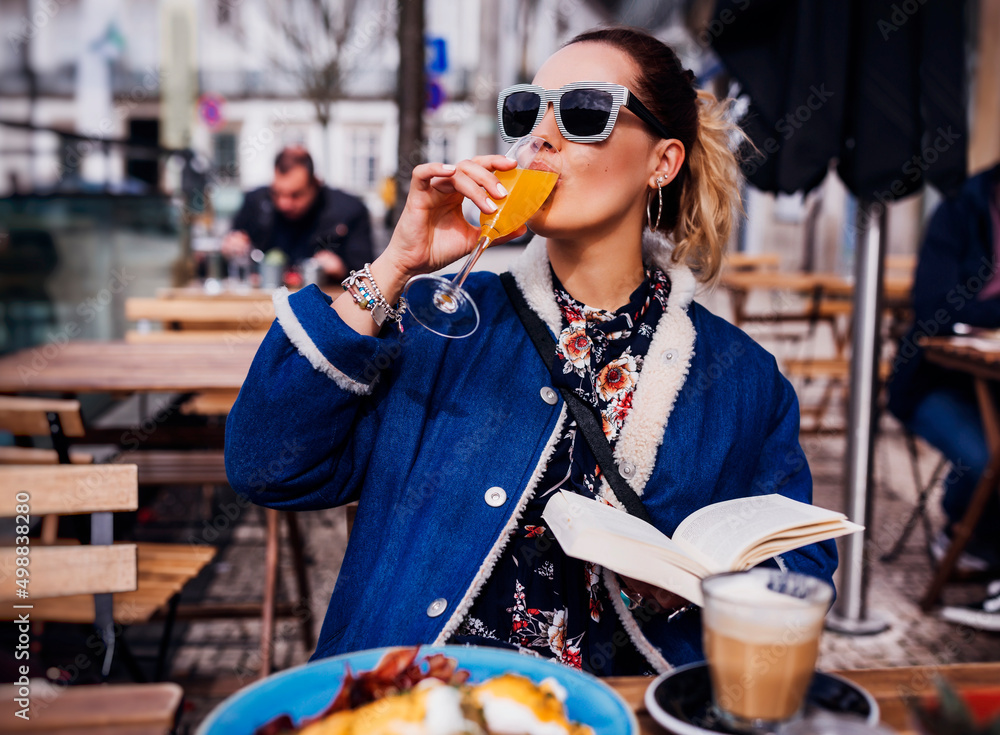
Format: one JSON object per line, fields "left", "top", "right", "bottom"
{"left": 608, "top": 662, "right": 1000, "bottom": 734}
{"left": 0, "top": 340, "right": 258, "bottom": 394}
{"left": 919, "top": 336, "right": 1000, "bottom": 610}
{"left": 720, "top": 270, "right": 912, "bottom": 303}
{"left": 155, "top": 285, "right": 337, "bottom": 300}
{"left": 157, "top": 285, "right": 278, "bottom": 300}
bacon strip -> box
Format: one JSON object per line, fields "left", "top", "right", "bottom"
{"left": 253, "top": 647, "right": 467, "bottom": 735}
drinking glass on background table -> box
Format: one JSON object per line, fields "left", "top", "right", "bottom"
{"left": 403, "top": 135, "right": 560, "bottom": 338}
{"left": 701, "top": 569, "right": 833, "bottom": 733}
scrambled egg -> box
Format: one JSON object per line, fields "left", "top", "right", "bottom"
{"left": 473, "top": 674, "right": 592, "bottom": 735}
{"left": 297, "top": 674, "right": 593, "bottom": 735}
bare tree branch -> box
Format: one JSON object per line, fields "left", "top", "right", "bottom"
{"left": 267, "top": 0, "right": 377, "bottom": 129}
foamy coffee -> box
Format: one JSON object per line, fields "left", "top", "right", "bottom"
{"left": 701, "top": 571, "right": 832, "bottom": 730}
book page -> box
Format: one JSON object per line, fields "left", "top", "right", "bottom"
{"left": 736, "top": 521, "right": 864, "bottom": 569}
{"left": 672, "top": 494, "right": 853, "bottom": 571}
{"left": 542, "top": 492, "right": 711, "bottom": 601}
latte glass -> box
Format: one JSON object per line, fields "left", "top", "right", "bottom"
{"left": 701, "top": 569, "right": 833, "bottom": 733}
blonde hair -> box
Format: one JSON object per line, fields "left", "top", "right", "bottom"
{"left": 668, "top": 89, "right": 748, "bottom": 284}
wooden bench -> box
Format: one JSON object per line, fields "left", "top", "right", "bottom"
{"left": 178, "top": 390, "right": 240, "bottom": 416}
{"left": 0, "top": 446, "right": 93, "bottom": 464}
{"left": 124, "top": 297, "right": 273, "bottom": 347}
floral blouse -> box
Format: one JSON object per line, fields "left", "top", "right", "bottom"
{"left": 451, "top": 266, "right": 672, "bottom": 675}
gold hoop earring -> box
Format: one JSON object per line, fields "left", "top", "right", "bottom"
{"left": 647, "top": 175, "right": 666, "bottom": 232}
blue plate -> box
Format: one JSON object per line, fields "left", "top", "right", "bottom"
{"left": 197, "top": 645, "right": 639, "bottom": 734}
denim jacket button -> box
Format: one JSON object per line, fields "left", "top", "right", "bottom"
{"left": 427, "top": 598, "right": 448, "bottom": 617}
{"left": 619, "top": 461, "right": 636, "bottom": 479}
{"left": 485, "top": 486, "right": 507, "bottom": 507}
{"left": 540, "top": 387, "right": 558, "bottom": 405}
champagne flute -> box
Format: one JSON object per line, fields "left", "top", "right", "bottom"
{"left": 403, "top": 135, "right": 560, "bottom": 338}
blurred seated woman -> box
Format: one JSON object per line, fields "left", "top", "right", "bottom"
{"left": 225, "top": 27, "right": 837, "bottom": 675}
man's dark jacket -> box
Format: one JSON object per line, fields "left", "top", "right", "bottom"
{"left": 231, "top": 185, "right": 373, "bottom": 271}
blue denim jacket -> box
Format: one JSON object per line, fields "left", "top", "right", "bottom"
{"left": 225, "top": 238, "right": 838, "bottom": 672}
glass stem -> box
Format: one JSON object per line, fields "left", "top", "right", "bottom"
{"left": 449, "top": 233, "right": 492, "bottom": 291}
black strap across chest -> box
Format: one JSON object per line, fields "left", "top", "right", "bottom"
{"left": 500, "top": 271, "right": 654, "bottom": 524}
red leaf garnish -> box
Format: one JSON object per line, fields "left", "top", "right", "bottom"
{"left": 253, "top": 647, "right": 467, "bottom": 735}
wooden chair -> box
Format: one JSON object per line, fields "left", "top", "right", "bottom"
{"left": 0, "top": 397, "right": 98, "bottom": 547}
{"left": 0, "top": 464, "right": 184, "bottom": 733}
{"left": 0, "top": 465, "right": 216, "bottom": 681}
{"left": 123, "top": 296, "right": 261, "bottom": 418}
{"left": 879, "top": 431, "right": 949, "bottom": 563}
{"left": 783, "top": 358, "right": 892, "bottom": 434}
{"left": 124, "top": 296, "right": 272, "bottom": 344}
{"left": 118, "top": 449, "right": 314, "bottom": 678}
{"left": 1, "top": 680, "right": 183, "bottom": 735}
{"left": 0, "top": 394, "right": 219, "bottom": 682}
{"left": 723, "top": 252, "right": 781, "bottom": 272}
{"left": 0, "top": 396, "right": 92, "bottom": 467}
{"left": 1, "top": 394, "right": 313, "bottom": 678}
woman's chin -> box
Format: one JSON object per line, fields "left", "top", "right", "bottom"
{"left": 526, "top": 211, "right": 565, "bottom": 240}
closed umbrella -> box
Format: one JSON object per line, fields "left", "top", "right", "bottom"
{"left": 710, "top": 0, "right": 968, "bottom": 633}
{"left": 712, "top": 0, "right": 966, "bottom": 199}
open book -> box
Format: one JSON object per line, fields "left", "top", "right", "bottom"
{"left": 541, "top": 491, "right": 862, "bottom": 606}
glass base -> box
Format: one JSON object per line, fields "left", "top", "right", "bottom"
{"left": 712, "top": 702, "right": 804, "bottom": 734}
{"left": 403, "top": 274, "right": 480, "bottom": 339}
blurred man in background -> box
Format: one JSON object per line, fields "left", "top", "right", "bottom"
{"left": 221, "top": 146, "right": 374, "bottom": 281}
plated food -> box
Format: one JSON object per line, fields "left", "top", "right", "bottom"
{"left": 254, "top": 647, "right": 594, "bottom": 735}
{"left": 196, "top": 645, "right": 636, "bottom": 735}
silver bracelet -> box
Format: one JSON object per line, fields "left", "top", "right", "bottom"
{"left": 341, "top": 264, "right": 404, "bottom": 327}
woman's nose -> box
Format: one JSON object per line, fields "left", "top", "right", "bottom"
{"left": 532, "top": 102, "right": 562, "bottom": 144}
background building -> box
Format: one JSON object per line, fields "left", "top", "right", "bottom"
{"left": 0, "top": 0, "right": 698, "bottom": 223}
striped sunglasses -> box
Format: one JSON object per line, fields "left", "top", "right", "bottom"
{"left": 497, "top": 81, "right": 671, "bottom": 144}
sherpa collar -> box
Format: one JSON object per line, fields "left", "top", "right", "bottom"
{"left": 507, "top": 234, "right": 698, "bottom": 499}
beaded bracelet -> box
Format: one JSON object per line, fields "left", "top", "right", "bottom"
{"left": 341, "top": 264, "right": 404, "bottom": 327}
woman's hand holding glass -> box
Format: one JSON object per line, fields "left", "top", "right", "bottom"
{"left": 335, "top": 154, "right": 527, "bottom": 338}
{"left": 385, "top": 154, "right": 525, "bottom": 279}
{"left": 338, "top": 136, "right": 558, "bottom": 338}
{"left": 402, "top": 136, "right": 560, "bottom": 338}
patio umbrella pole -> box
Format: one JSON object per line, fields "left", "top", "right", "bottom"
{"left": 826, "top": 199, "right": 890, "bottom": 635}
